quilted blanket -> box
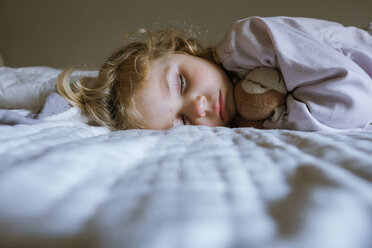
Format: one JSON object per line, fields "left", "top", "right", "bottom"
{"left": 0, "top": 67, "right": 372, "bottom": 248}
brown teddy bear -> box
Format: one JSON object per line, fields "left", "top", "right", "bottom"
{"left": 230, "top": 67, "right": 288, "bottom": 128}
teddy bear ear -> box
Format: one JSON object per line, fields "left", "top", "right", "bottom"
{"left": 241, "top": 80, "right": 270, "bottom": 94}
{"left": 246, "top": 67, "right": 287, "bottom": 94}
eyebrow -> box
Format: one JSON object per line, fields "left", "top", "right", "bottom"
{"left": 162, "top": 66, "right": 171, "bottom": 96}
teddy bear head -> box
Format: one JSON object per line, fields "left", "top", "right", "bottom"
{"left": 233, "top": 67, "right": 287, "bottom": 125}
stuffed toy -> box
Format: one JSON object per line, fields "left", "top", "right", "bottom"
{"left": 231, "top": 67, "right": 288, "bottom": 128}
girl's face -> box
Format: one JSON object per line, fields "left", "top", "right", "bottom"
{"left": 135, "top": 53, "right": 236, "bottom": 130}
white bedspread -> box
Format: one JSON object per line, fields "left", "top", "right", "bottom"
{"left": 1, "top": 67, "right": 372, "bottom": 248}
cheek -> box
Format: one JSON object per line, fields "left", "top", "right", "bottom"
{"left": 192, "top": 69, "right": 218, "bottom": 89}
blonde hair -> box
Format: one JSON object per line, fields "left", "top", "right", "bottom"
{"left": 57, "top": 27, "right": 217, "bottom": 130}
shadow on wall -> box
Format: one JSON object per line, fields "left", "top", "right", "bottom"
{"left": 0, "top": 54, "right": 4, "bottom": 67}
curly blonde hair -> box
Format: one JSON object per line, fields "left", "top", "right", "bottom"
{"left": 57, "top": 27, "right": 217, "bottom": 130}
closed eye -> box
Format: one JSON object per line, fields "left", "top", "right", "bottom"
{"left": 179, "top": 74, "right": 186, "bottom": 95}
{"left": 179, "top": 74, "right": 187, "bottom": 125}
{"left": 181, "top": 115, "right": 186, "bottom": 125}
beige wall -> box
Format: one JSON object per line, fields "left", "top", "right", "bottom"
{"left": 1, "top": 0, "right": 371, "bottom": 69}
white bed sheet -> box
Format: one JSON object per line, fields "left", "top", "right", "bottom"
{"left": 1, "top": 67, "right": 372, "bottom": 248}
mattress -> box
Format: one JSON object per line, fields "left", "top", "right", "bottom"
{"left": 1, "top": 67, "right": 372, "bottom": 248}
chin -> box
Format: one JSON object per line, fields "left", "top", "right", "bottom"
{"left": 225, "top": 105, "right": 237, "bottom": 125}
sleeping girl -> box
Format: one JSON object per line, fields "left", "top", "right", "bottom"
{"left": 57, "top": 16, "right": 372, "bottom": 131}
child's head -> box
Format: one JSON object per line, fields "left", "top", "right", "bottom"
{"left": 57, "top": 27, "right": 236, "bottom": 130}
{"left": 137, "top": 53, "right": 236, "bottom": 129}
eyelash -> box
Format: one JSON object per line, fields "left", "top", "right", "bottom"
{"left": 181, "top": 115, "right": 186, "bottom": 125}
{"left": 179, "top": 74, "right": 186, "bottom": 95}
{"left": 179, "top": 74, "right": 186, "bottom": 125}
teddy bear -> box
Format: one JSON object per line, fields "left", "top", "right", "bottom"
{"left": 230, "top": 67, "right": 288, "bottom": 128}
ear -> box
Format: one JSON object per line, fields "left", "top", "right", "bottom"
{"left": 246, "top": 67, "right": 287, "bottom": 94}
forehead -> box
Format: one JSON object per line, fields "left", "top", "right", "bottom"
{"left": 137, "top": 91, "right": 176, "bottom": 130}
{"left": 136, "top": 62, "right": 176, "bottom": 130}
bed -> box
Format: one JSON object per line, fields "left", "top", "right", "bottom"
{"left": 1, "top": 66, "right": 372, "bottom": 248}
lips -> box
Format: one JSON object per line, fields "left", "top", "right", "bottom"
{"left": 219, "top": 91, "right": 226, "bottom": 123}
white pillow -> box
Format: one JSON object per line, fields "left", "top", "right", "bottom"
{"left": 0, "top": 66, "right": 97, "bottom": 111}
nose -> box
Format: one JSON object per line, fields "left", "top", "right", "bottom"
{"left": 190, "top": 95, "right": 207, "bottom": 118}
